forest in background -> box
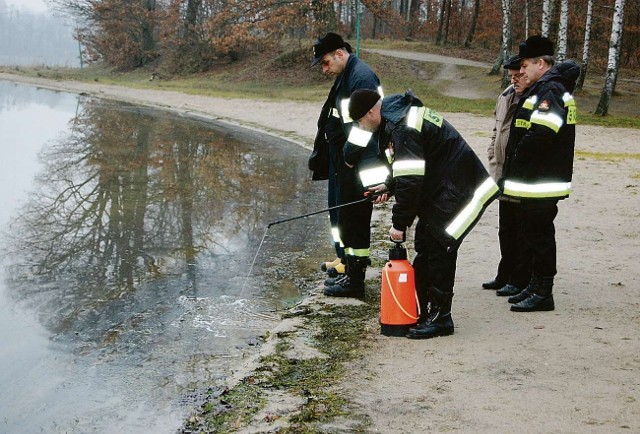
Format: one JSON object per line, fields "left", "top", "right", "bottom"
{"left": 42, "top": 0, "right": 639, "bottom": 74}
{"left": 0, "top": 0, "right": 78, "bottom": 67}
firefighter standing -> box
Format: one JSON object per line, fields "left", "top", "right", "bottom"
{"left": 308, "top": 33, "right": 388, "bottom": 298}
{"left": 500, "top": 35, "right": 579, "bottom": 312}
{"left": 348, "top": 89, "right": 499, "bottom": 338}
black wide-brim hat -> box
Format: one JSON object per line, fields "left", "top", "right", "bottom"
{"left": 310, "top": 33, "right": 351, "bottom": 67}
{"left": 518, "top": 35, "right": 554, "bottom": 59}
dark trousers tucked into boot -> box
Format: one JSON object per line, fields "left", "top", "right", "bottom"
{"left": 511, "top": 276, "right": 555, "bottom": 312}
{"left": 324, "top": 255, "right": 367, "bottom": 298}
{"left": 406, "top": 287, "right": 454, "bottom": 339}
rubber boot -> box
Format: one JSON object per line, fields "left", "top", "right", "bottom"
{"left": 324, "top": 255, "right": 367, "bottom": 298}
{"left": 511, "top": 276, "right": 555, "bottom": 312}
{"left": 508, "top": 275, "right": 540, "bottom": 304}
{"left": 320, "top": 257, "right": 341, "bottom": 272}
{"left": 325, "top": 262, "right": 346, "bottom": 278}
{"left": 324, "top": 273, "right": 347, "bottom": 287}
{"left": 406, "top": 287, "right": 454, "bottom": 339}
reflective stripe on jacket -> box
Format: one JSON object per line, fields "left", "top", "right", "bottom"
{"left": 501, "top": 60, "right": 579, "bottom": 201}
{"left": 381, "top": 92, "right": 499, "bottom": 251}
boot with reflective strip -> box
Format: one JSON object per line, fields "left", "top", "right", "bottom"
{"left": 323, "top": 255, "right": 367, "bottom": 298}
{"left": 324, "top": 273, "right": 347, "bottom": 287}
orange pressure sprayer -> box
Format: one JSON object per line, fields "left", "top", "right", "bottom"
{"left": 380, "top": 241, "right": 419, "bottom": 336}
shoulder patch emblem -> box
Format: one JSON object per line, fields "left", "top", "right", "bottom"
{"left": 538, "top": 100, "right": 550, "bottom": 111}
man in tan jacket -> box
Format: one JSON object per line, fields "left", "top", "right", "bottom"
{"left": 483, "top": 55, "right": 531, "bottom": 295}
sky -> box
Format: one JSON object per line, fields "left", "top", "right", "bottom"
{"left": 5, "top": 0, "right": 48, "bottom": 13}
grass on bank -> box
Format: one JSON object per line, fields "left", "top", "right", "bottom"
{"left": 2, "top": 39, "right": 638, "bottom": 129}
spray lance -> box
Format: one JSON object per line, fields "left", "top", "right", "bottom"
{"left": 240, "top": 190, "right": 386, "bottom": 295}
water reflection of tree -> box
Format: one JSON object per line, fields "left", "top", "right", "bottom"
{"left": 5, "top": 100, "right": 307, "bottom": 297}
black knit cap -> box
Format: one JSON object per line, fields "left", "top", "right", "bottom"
{"left": 310, "top": 33, "right": 352, "bottom": 67}
{"left": 504, "top": 54, "right": 522, "bottom": 70}
{"left": 518, "top": 35, "right": 554, "bottom": 59}
{"left": 349, "top": 89, "right": 381, "bottom": 121}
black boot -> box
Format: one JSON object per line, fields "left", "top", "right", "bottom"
{"left": 511, "top": 276, "right": 555, "bottom": 312}
{"left": 324, "top": 255, "right": 367, "bottom": 298}
{"left": 507, "top": 276, "right": 539, "bottom": 304}
{"left": 406, "top": 287, "right": 454, "bottom": 339}
{"left": 324, "top": 273, "right": 347, "bottom": 287}
{"left": 496, "top": 283, "right": 524, "bottom": 297}
{"left": 482, "top": 278, "right": 506, "bottom": 290}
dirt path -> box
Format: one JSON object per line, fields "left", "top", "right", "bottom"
{"left": 2, "top": 71, "right": 639, "bottom": 433}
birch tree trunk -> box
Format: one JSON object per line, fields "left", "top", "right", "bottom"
{"left": 542, "top": 0, "right": 555, "bottom": 37}
{"left": 575, "top": 0, "right": 594, "bottom": 91}
{"left": 595, "top": 0, "right": 626, "bottom": 116}
{"left": 525, "top": 0, "right": 529, "bottom": 38}
{"left": 556, "top": 0, "right": 568, "bottom": 61}
{"left": 490, "top": 0, "right": 512, "bottom": 80}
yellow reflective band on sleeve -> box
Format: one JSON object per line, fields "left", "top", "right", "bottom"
{"left": 406, "top": 106, "right": 426, "bottom": 132}
{"left": 530, "top": 110, "right": 563, "bottom": 133}
{"left": 445, "top": 178, "right": 500, "bottom": 240}
{"left": 347, "top": 126, "right": 373, "bottom": 148}
{"left": 359, "top": 165, "right": 391, "bottom": 187}
{"left": 564, "top": 93, "right": 577, "bottom": 125}
{"left": 377, "top": 86, "right": 384, "bottom": 98}
{"left": 345, "top": 247, "right": 370, "bottom": 257}
{"left": 341, "top": 98, "right": 353, "bottom": 123}
{"left": 503, "top": 180, "right": 572, "bottom": 198}
{"left": 515, "top": 118, "right": 531, "bottom": 129}
{"left": 423, "top": 108, "right": 443, "bottom": 127}
{"left": 331, "top": 227, "right": 343, "bottom": 246}
{"left": 330, "top": 108, "right": 340, "bottom": 118}
{"left": 523, "top": 95, "right": 538, "bottom": 110}
{"left": 392, "top": 159, "right": 425, "bottom": 177}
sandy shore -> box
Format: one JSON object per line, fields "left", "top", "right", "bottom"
{"left": 2, "top": 72, "right": 639, "bottom": 433}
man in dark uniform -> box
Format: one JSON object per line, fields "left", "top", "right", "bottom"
{"left": 500, "top": 35, "right": 579, "bottom": 312}
{"left": 308, "top": 33, "right": 387, "bottom": 298}
{"left": 348, "top": 89, "right": 499, "bottom": 338}
{"left": 483, "top": 55, "right": 532, "bottom": 296}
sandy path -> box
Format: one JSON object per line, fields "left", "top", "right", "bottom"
{"left": 2, "top": 72, "right": 639, "bottom": 433}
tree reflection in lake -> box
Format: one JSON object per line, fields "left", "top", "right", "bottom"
{"left": 1, "top": 97, "right": 328, "bottom": 432}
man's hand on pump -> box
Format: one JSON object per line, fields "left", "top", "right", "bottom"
{"left": 367, "top": 184, "right": 389, "bottom": 204}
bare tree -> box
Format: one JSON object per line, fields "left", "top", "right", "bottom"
{"left": 575, "top": 0, "right": 594, "bottom": 91}
{"left": 491, "top": 0, "right": 513, "bottom": 78}
{"left": 596, "top": 0, "right": 627, "bottom": 115}
{"left": 556, "top": 0, "right": 568, "bottom": 61}
{"left": 464, "top": 0, "right": 480, "bottom": 47}
{"left": 541, "top": 0, "right": 555, "bottom": 37}
{"left": 436, "top": 0, "right": 446, "bottom": 44}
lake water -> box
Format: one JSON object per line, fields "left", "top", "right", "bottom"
{"left": 0, "top": 81, "right": 331, "bottom": 433}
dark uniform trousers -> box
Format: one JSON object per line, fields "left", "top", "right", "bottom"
{"left": 326, "top": 116, "right": 346, "bottom": 258}
{"left": 498, "top": 200, "right": 531, "bottom": 288}
{"left": 519, "top": 200, "right": 559, "bottom": 278}
{"left": 337, "top": 165, "right": 372, "bottom": 252}
{"left": 412, "top": 219, "right": 458, "bottom": 317}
